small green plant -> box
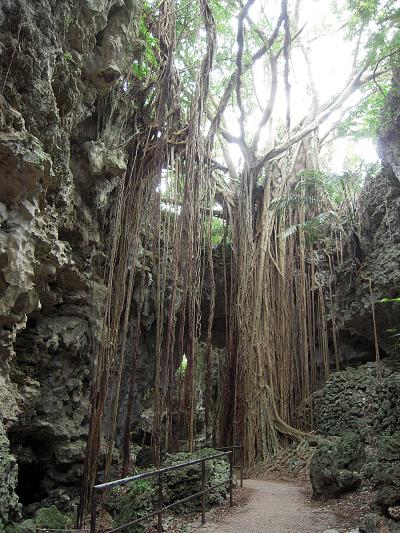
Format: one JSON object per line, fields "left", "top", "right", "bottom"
{"left": 63, "top": 12, "right": 73, "bottom": 30}
{"left": 131, "top": 14, "right": 159, "bottom": 81}
{"left": 63, "top": 51, "right": 74, "bottom": 63}
{"left": 176, "top": 354, "right": 188, "bottom": 377}
{"left": 202, "top": 216, "right": 231, "bottom": 246}
{"left": 131, "top": 479, "right": 152, "bottom": 494}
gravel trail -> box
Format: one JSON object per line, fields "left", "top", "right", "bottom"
{"left": 198, "top": 479, "right": 346, "bottom": 533}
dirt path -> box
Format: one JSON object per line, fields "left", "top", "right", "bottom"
{"left": 197, "top": 479, "right": 351, "bottom": 533}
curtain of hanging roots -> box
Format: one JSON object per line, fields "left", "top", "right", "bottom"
{"left": 78, "top": 0, "right": 215, "bottom": 522}
{"left": 223, "top": 148, "right": 340, "bottom": 467}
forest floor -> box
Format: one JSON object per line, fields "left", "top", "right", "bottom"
{"left": 158, "top": 442, "right": 372, "bottom": 532}
{"left": 194, "top": 478, "right": 363, "bottom": 533}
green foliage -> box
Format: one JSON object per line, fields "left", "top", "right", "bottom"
{"left": 326, "top": 0, "right": 400, "bottom": 140}
{"left": 279, "top": 212, "right": 341, "bottom": 245}
{"left": 346, "top": 0, "right": 400, "bottom": 65}
{"left": 208, "top": 216, "right": 230, "bottom": 246}
{"left": 131, "top": 6, "right": 159, "bottom": 81}
{"left": 62, "top": 51, "right": 74, "bottom": 63}
{"left": 175, "top": 0, "right": 237, "bottom": 112}
{"left": 63, "top": 12, "right": 73, "bottom": 30}
{"left": 176, "top": 354, "right": 188, "bottom": 377}
{"left": 271, "top": 170, "right": 363, "bottom": 245}
{"left": 337, "top": 82, "right": 392, "bottom": 138}
{"left": 271, "top": 170, "right": 355, "bottom": 212}
{"left": 112, "top": 480, "right": 157, "bottom": 533}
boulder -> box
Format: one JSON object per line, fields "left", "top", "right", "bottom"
{"left": 35, "top": 505, "right": 72, "bottom": 529}
{"left": 369, "top": 434, "right": 400, "bottom": 513}
{"left": 310, "top": 432, "right": 365, "bottom": 498}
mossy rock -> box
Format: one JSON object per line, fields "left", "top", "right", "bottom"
{"left": 0, "top": 524, "right": 25, "bottom": 533}
{"left": 17, "top": 520, "right": 36, "bottom": 533}
{"left": 35, "top": 506, "right": 72, "bottom": 529}
{"left": 111, "top": 448, "right": 230, "bottom": 531}
{"left": 161, "top": 448, "right": 229, "bottom": 511}
{"left": 313, "top": 360, "right": 400, "bottom": 438}
{"left": 377, "top": 433, "right": 400, "bottom": 461}
{"left": 111, "top": 480, "right": 157, "bottom": 533}
{"left": 367, "top": 434, "right": 400, "bottom": 512}
{"left": 310, "top": 432, "right": 365, "bottom": 498}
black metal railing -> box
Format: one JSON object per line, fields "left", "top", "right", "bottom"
{"left": 36, "top": 529, "right": 89, "bottom": 533}
{"left": 90, "top": 449, "right": 237, "bottom": 533}
{"left": 214, "top": 445, "right": 243, "bottom": 488}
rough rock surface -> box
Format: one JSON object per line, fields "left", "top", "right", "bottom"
{"left": 0, "top": 422, "right": 21, "bottom": 527}
{"left": 321, "top": 71, "right": 400, "bottom": 366}
{"left": 369, "top": 434, "right": 400, "bottom": 514}
{"left": 313, "top": 358, "right": 400, "bottom": 438}
{"left": 309, "top": 71, "right": 400, "bottom": 529}
{"left": 0, "top": 0, "right": 144, "bottom": 522}
{"left": 310, "top": 432, "right": 365, "bottom": 498}
{"left": 109, "top": 448, "right": 229, "bottom": 532}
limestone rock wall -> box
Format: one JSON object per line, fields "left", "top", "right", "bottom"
{"left": 0, "top": 0, "right": 142, "bottom": 523}
{"left": 313, "top": 358, "right": 400, "bottom": 439}
{"left": 325, "top": 72, "right": 400, "bottom": 366}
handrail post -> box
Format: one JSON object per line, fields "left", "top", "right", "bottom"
{"left": 157, "top": 471, "right": 163, "bottom": 533}
{"left": 90, "top": 490, "right": 97, "bottom": 533}
{"left": 201, "top": 459, "right": 206, "bottom": 524}
{"left": 229, "top": 451, "right": 233, "bottom": 507}
{"left": 240, "top": 446, "right": 244, "bottom": 488}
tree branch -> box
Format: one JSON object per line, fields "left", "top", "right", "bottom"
{"left": 255, "top": 65, "right": 382, "bottom": 171}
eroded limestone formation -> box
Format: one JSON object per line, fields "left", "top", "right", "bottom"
{"left": 0, "top": 0, "right": 142, "bottom": 523}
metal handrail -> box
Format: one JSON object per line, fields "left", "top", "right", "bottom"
{"left": 214, "top": 446, "right": 244, "bottom": 488}
{"left": 90, "top": 450, "right": 235, "bottom": 533}
{"left": 36, "top": 530, "right": 89, "bottom": 532}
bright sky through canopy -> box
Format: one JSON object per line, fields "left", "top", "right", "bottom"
{"left": 224, "top": 0, "right": 379, "bottom": 173}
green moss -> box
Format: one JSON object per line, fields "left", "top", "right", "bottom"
{"left": 0, "top": 524, "right": 24, "bottom": 533}
{"left": 111, "top": 480, "right": 157, "bottom": 533}
{"left": 310, "top": 432, "right": 365, "bottom": 498}
{"left": 110, "top": 448, "right": 230, "bottom": 531}
{"left": 17, "top": 519, "right": 36, "bottom": 533}
{"left": 35, "top": 506, "right": 72, "bottom": 529}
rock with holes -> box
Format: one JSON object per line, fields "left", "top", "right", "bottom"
{"left": 310, "top": 432, "right": 365, "bottom": 498}
{"left": 368, "top": 433, "right": 400, "bottom": 514}
{"left": 0, "top": 421, "right": 21, "bottom": 527}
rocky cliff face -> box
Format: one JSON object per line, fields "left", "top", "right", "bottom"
{"left": 309, "top": 72, "right": 400, "bottom": 529}
{"left": 326, "top": 73, "right": 400, "bottom": 367}
{"left": 0, "top": 0, "right": 142, "bottom": 523}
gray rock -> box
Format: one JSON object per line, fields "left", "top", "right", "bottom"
{"left": 0, "top": 0, "right": 144, "bottom": 511}
{"left": 0, "top": 421, "right": 21, "bottom": 527}
{"left": 310, "top": 432, "right": 365, "bottom": 498}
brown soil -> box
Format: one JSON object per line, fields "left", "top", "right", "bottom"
{"left": 192, "top": 479, "right": 362, "bottom": 533}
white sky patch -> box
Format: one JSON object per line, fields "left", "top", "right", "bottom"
{"left": 355, "top": 138, "right": 379, "bottom": 163}
{"left": 322, "top": 138, "right": 378, "bottom": 174}
{"left": 222, "top": 0, "right": 380, "bottom": 175}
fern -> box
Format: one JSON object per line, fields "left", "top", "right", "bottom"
{"left": 278, "top": 212, "right": 342, "bottom": 244}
